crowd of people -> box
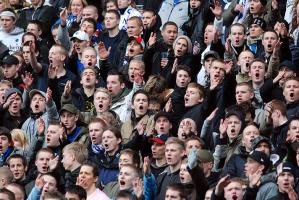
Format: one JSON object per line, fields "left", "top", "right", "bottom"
{"left": 0, "top": 0, "right": 298, "bottom": 199}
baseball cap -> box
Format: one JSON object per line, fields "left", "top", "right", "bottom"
{"left": 249, "top": 17, "right": 267, "bottom": 31}
{"left": 60, "top": 104, "right": 78, "bottom": 115}
{"left": 280, "top": 60, "right": 296, "bottom": 72}
{"left": 149, "top": 134, "right": 168, "bottom": 145}
{"left": 71, "top": 31, "right": 89, "bottom": 41}
{"left": 197, "top": 149, "right": 213, "bottom": 163}
{"left": 2, "top": 55, "right": 19, "bottom": 65}
{"left": 248, "top": 150, "right": 271, "bottom": 171}
{"left": 4, "top": 88, "right": 22, "bottom": 102}
{"left": 128, "top": 36, "right": 145, "bottom": 49}
{"left": 154, "top": 111, "right": 172, "bottom": 122}
{"left": 277, "top": 161, "right": 296, "bottom": 177}
{"left": 29, "top": 89, "right": 46, "bottom": 100}
{"left": 251, "top": 136, "right": 271, "bottom": 150}
{"left": 203, "top": 51, "right": 220, "bottom": 61}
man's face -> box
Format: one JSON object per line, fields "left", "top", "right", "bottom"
{"left": 106, "top": 75, "right": 125, "bottom": 97}
{"left": 203, "top": 57, "right": 215, "bottom": 71}
{"left": 41, "top": 175, "right": 57, "bottom": 197}
{"left": 0, "top": 85, "right": 10, "bottom": 105}
{"left": 249, "top": 61, "right": 266, "bottom": 84}
{"left": 132, "top": 93, "right": 148, "bottom": 118}
{"left": 78, "top": 165, "right": 97, "bottom": 190}
{"left": 2, "top": 64, "right": 18, "bottom": 79}
{"left": 249, "top": 0, "right": 263, "bottom": 14}
{"left": 94, "top": 91, "right": 111, "bottom": 113}
{"left": 104, "top": 13, "right": 119, "bottom": 30}
{"left": 226, "top": 115, "right": 242, "bottom": 141}
{"left": 180, "top": 163, "right": 192, "bottom": 183}
{"left": 177, "top": 118, "right": 197, "bottom": 141}
{"left": 278, "top": 68, "right": 295, "bottom": 87}
{"left": 238, "top": 51, "right": 254, "bottom": 74}
{"left": 283, "top": 80, "right": 299, "bottom": 104}
{"left": 155, "top": 116, "right": 171, "bottom": 135}
{"left": 128, "top": 61, "right": 144, "bottom": 82}
{"left": 242, "top": 125, "right": 260, "bottom": 150}
{"left": 26, "top": 23, "right": 41, "bottom": 37}
{"left": 204, "top": 25, "right": 214, "bottom": 45}
{"left": 224, "top": 181, "right": 243, "bottom": 200}
{"left": 0, "top": 16, "right": 15, "bottom": 33}
{"left": 288, "top": 120, "right": 299, "bottom": 136}
{"left": 8, "top": 158, "right": 26, "bottom": 181}
{"left": 82, "top": 49, "right": 97, "bottom": 68}
{"left": 80, "top": 68, "right": 97, "bottom": 88}
{"left": 245, "top": 158, "right": 263, "bottom": 177}
{"left": 52, "top": 28, "right": 59, "bottom": 44}
{"left": 142, "top": 11, "right": 155, "bottom": 28}
{"left": 60, "top": 111, "right": 78, "bottom": 131}
{"left": 46, "top": 125, "right": 61, "bottom": 148}
{"left": 165, "top": 143, "right": 184, "bottom": 166}
{"left": 185, "top": 140, "right": 201, "bottom": 155}
{"left": 61, "top": 150, "right": 74, "bottom": 171}
{"left": 165, "top": 189, "right": 182, "bottom": 200}
{"left": 210, "top": 61, "right": 225, "bottom": 84}
{"left": 235, "top": 85, "right": 254, "bottom": 104}
{"left": 119, "top": 153, "right": 134, "bottom": 169}
{"left": 5, "top": 184, "right": 24, "bottom": 200}
{"left": 229, "top": 26, "right": 246, "bottom": 47}
{"left": 255, "top": 142, "right": 270, "bottom": 155}
{"left": 89, "top": 122, "right": 105, "bottom": 145}
{"left": 174, "top": 39, "right": 188, "bottom": 57}
{"left": 22, "top": 46, "right": 31, "bottom": 64}
{"left": 49, "top": 46, "right": 64, "bottom": 65}
{"left": 190, "top": 0, "right": 201, "bottom": 8}
{"left": 118, "top": 166, "right": 137, "bottom": 190}
{"left": 277, "top": 172, "right": 295, "bottom": 193}
{"left": 117, "top": 0, "right": 130, "bottom": 9}
{"left": 249, "top": 24, "right": 263, "bottom": 38}
{"left": 7, "top": 94, "right": 22, "bottom": 115}
{"left": 30, "top": 93, "right": 46, "bottom": 113}
{"left": 35, "top": 151, "right": 53, "bottom": 173}
{"left": 127, "top": 40, "right": 143, "bottom": 57}
{"left": 184, "top": 87, "right": 203, "bottom": 107}
{"left": 176, "top": 70, "right": 191, "bottom": 88}
{"left": 70, "top": 0, "right": 83, "bottom": 16}
{"left": 162, "top": 25, "right": 178, "bottom": 45}
{"left": 151, "top": 142, "right": 165, "bottom": 160}
{"left": 0, "top": 135, "right": 9, "bottom": 154}
{"left": 80, "top": 21, "right": 95, "bottom": 38}
{"left": 65, "top": 192, "right": 80, "bottom": 200}
{"left": 82, "top": 7, "right": 98, "bottom": 20}
{"left": 262, "top": 31, "right": 278, "bottom": 53}
{"left": 73, "top": 39, "right": 88, "bottom": 55}
{"left": 31, "top": 0, "right": 41, "bottom": 6}
{"left": 102, "top": 130, "right": 121, "bottom": 155}
{"left": 127, "top": 20, "right": 142, "bottom": 37}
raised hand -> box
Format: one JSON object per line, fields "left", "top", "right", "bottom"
{"left": 21, "top": 71, "right": 34, "bottom": 90}
{"left": 248, "top": 168, "right": 262, "bottom": 188}
{"left": 164, "top": 98, "right": 172, "bottom": 112}
{"left": 234, "top": 4, "right": 243, "bottom": 13}
{"left": 48, "top": 64, "right": 58, "bottom": 79}
{"left": 171, "top": 58, "right": 178, "bottom": 74}
{"left": 225, "top": 38, "right": 233, "bottom": 55}
{"left": 35, "top": 173, "right": 45, "bottom": 189}
{"left": 98, "top": 42, "right": 111, "bottom": 60}
{"left": 193, "top": 41, "right": 200, "bottom": 55}
{"left": 60, "top": 7, "right": 68, "bottom": 25}
{"left": 48, "top": 155, "right": 59, "bottom": 171}
{"left": 272, "top": 38, "right": 282, "bottom": 58}
{"left": 210, "top": 0, "right": 223, "bottom": 20}
{"left": 46, "top": 88, "right": 52, "bottom": 104}
{"left": 207, "top": 107, "right": 218, "bottom": 122}
{"left": 63, "top": 80, "right": 72, "bottom": 97}
{"left": 219, "top": 119, "right": 227, "bottom": 138}
{"left": 143, "top": 156, "right": 151, "bottom": 175}
{"left": 148, "top": 32, "right": 157, "bottom": 47}
{"left": 133, "top": 71, "right": 144, "bottom": 85}
{"left": 215, "top": 175, "right": 231, "bottom": 196}
{"left": 273, "top": 68, "right": 286, "bottom": 84}
{"left": 37, "top": 117, "right": 45, "bottom": 136}
{"left": 136, "top": 120, "right": 145, "bottom": 135}
{"left": 133, "top": 177, "right": 144, "bottom": 200}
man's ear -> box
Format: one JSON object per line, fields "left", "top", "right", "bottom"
{"left": 120, "top": 83, "right": 125, "bottom": 89}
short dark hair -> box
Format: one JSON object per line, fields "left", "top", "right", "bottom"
{"left": 105, "top": 9, "right": 120, "bottom": 19}
{"left": 107, "top": 70, "right": 126, "bottom": 84}
{"left": 6, "top": 154, "right": 27, "bottom": 167}
{"left": 82, "top": 18, "right": 97, "bottom": 31}
{"left": 229, "top": 23, "right": 246, "bottom": 34}
{"left": 0, "top": 188, "right": 15, "bottom": 200}
{"left": 162, "top": 21, "right": 178, "bottom": 31}
{"left": 104, "top": 126, "right": 122, "bottom": 140}
{"left": 66, "top": 185, "right": 87, "bottom": 199}
{"left": 176, "top": 65, "right": 191, "bottom": 77}
{"left": 166, "top": 183, "right": 187, "bottom": 199}
{"left": 43, "top": 191, "right": 65, "bottom": 200}
{"left": 262, "top": 30, "right": 279, "bottom": 40}
{"left": 81, "top": 162, "right": 98, "bottom": 177}
{"left": 116, "top": 190, "right": 134, "bottom": 200}
{"left": 120, "top": 149, "right": 141, "bottom": 168}
{"left": 28, "top": 20, "right": 43, "bottom": 32}
{"left": 0, "top": 127, "right": 11, "bottom": 143}
{"left": 132, "top": 89, "right": 149, "bottom": 103}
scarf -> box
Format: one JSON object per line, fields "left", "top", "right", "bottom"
{"left": 111, "top": 88, "right": 130, "bottom": 105}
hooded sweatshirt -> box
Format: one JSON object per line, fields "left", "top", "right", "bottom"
{"left": 0, "top": 26, "right": 24, "bottom": 53}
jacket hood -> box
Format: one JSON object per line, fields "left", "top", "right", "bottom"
{"left": 5, "top": 26, "right": 24, "bottom": 35}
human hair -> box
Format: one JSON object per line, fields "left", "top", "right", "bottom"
{"left": 165, "top": 137, "right": 185, "bottom": 150}
{"left": 97, "top": 111, "right": 120, "bottom": 128}
{"left": 83, "top": 5, "right": 98, "bottom": 14}
{"left": 107, "top": 70, "right": 126, "bottom": 84}
{"left": 184, "top": 135, "right": 204, "bottom": 149}
{"left": 0, "top": 8, "right": 15, "bottom": 20}
{"left": 105, "top": 0, "right": 118, "bottom": 10}
{"left": 120, "top": 164, "right": 141, "bottom": 178}
{"left": 226, "top": 177, "right": 246, "bottom": 187}
{"left": 0, "top": 0, "right": 10, "bottom": 11}
{"left": 0, "top": 188, "right": 15, "bottom": 200}
{"left": 162, "top": 21, "right": 178, "bottom": 31}
{"left": 187, "top": 82, "right": 205, "bottom": 99}
{"left": 283, "top": 77, "right": 299, "bottom": 89}
{"left": 262, "top": 30, "right": 279, "bottom": 40}
{"left": 6, "top": 183, "right": 25, "bottom": 200}
{"left": 0, "top": 167, "right": 13, "bottom": 184}
{"left": 10, "top": 129, "right": 29, "bottom": 150}
{"left": 128, "top": 16, "right": 143, "bottom": 27}
{"left": 120, "top": 149, "right": 141, "bottom": 168}
{"left": 289, "top": 117, "right": 299, "bottom": 130}
{"left": 173, "top": 35, "right": 192, "bottom": 54}
{"left": 36, "top": 148, "right": 54, "bottom": 160}
{"left": 143, "top": 9, "right": 155, "bottom": 16}
{"left": 116, "top": 190, "right": 134, "bottom": 200}
{"left": 176, "top": 65, "right": 192, "bottom": 77}
{"left": 82, "top": 17, "right": 97, "bottom": 31}
{"left": 129, "top": 59, "right": 145, "bottom": 72}
{"left": 28, "top": 20, "right": 43, "bottom": 32}
{"left": 51, "top": 44, "right": 68, "bottom": 57}
{"left": 6, "top": 154, "right": 27, "bottom": 167}
{"left": 144, "top": 75, "right": 167, "bottom": 95}
{"left": 62, "top": 142, "right": 88, "bottom": 164}
{"left": 68, "top": 0, "right": 88, "bottom": 13}
{"left": 238, "top": 50, "right": 254, "bottom": 61}
{"left": 249, "top": 58, "right": 266, "bottom": 70}
{"left": 65, "top": 185, "right": 87, "bottom": 199}
{"left": 236, "top": 82, "right": 254, "bottom": 93}
{"left": 94, "top": 87, "right": 112, "bottom": 102}
{"left": 43, "top": 190, "right": 65, "bottom": 200}
{"left": 132, "top": 89, "right": 149, "bottom": 103}
{"left": 0, "top": 126, "right": 11, "bottom": 143}
{"left": 81, "top": 162, "right": 98, "bottom": 177}
{"left": 21, "top": 32, "right": 37, "bottom": 43}
{"left": 89, "top": 117, "right": 108, "bottom": 129}
{"left": 229, "top": 23, "right": 246, "bottom": 34}
{"left": 0, "top": 80, "right": 12, "bottom": 88}
{"left": 239, "top": 101, "right": 256, "bottom": 123}
{"left": 104, "top": 126, "right": 122, "bottom": 140}
{"left": 82, "top": 46, "right": 96, "bottom": 55}
{"left": 166, "top": 183, "right": 187, "bottom": 199}
{"left": 271, "top": 99, "right": 287, "bottom": 116}
{"left": 149, "top": 96, "right": 162, "bottom": 106}
{"left": 105, "top": 9, "right": 120, "bottom": 19}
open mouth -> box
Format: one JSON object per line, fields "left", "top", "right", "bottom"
{"left": 104, "top": 143, "right": 109, "bottom": 148}
{"left": 255, "top": 73, "right": 260, "bottom": 78}
{"left": 129, "top": 48, "right": 134, "bottom": 53}
{"left": 290, "top": 92, "right": 294, "bottom": 98}
{"left": 88, "top": 62, "right": 92, "bottom": 66}
{"left": 139, "top": 105, "right": 143, "bottom": 110}
{"left": 99, "top": 104, "right": 103, "bottom": 109}
{"left": 46, "top": 137, "right": 50, "bottom": 143}
{"left": 231, "top": 129, "right": 235, "bottom": 133}
{"left": 181, "top": 132, "right": 187, "bottom": 139}
{"left": 108, "top": 89, "right": 113, "bottom": 93}
{"left": 35, "top": 104, "right": 39, "bottom": 109}
{"left": 267, "top": 44, "right": 272, "bottom": 49}
{"left": 119, "top": 180, "right": 125, "bottom": 186}
{"left": 91, "top": 136, "right": 97, "bottom": 142}
{"left": 232, "top": 195, "right": 237, "bottom": 200}
{"left": 42, "top": 166, "right": 47, "bottom": 171}
{"left": 185, "top": 98, "right": 189, "bottom": 103}
{"left": 130, "top": 74, "right": 134, "bottom": 79}
{"left": 245, "top": 63, "right": 249, "bottom": 68}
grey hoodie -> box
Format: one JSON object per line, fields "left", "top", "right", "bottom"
{"left": 0, "top": 26, "right": 24, "bottom": 53}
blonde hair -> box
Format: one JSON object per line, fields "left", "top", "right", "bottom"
{"left": 10, "top": 129, "right": 29, "bottom": 150}
{"left": 63, "top": 142, "right": 88, "bottom": 164}
{"left": 68, "top": 0, "right": 88, "bottom": 13}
